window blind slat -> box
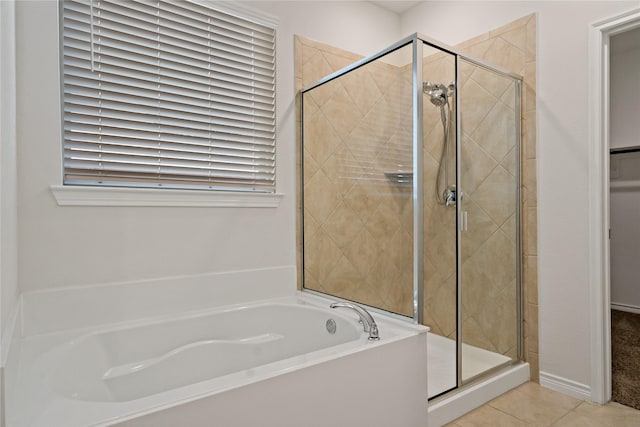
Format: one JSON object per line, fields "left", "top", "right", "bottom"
{"left": 64, "top": 114, "right": 276, "bottom": 139}
{"left": 64, "top": 82, "right": 275, "bottom": 120}
{"left": 64, "top": 104, "right": 275, "bottom": 132}
{"left": 61, "top": 0, "right": 276, "bottom": 192}
{"left": 90, "top": 16, "right": 275, "bottom": 64}
{"left": 64, "top": 60, "right": 275, "bottom": 99}
{"left": 64, "top": 65, "right": 275, "bottom": 101}
{"left": 75, "top": 47, "right": 274, "bottom": 84}
{"left": 95, "top": 0, "right": 275, "bottom": 43}
{"left": 64, "top": 175, "right": 275, "bottom": 192}
{"left": 65, "top": 58, "right": 274, "bottom": 103}
{"left": 66, "top": 140, "right": 275, "bottom": 161}
{"left": 64, "top": 155, "right": 275, "bottom": 176}
{"left": 63, "top": 101, "right": 274, "bottom": 134}
{"left": 63, "top": 113, "right": 275, "bottom": 140}
{"left": 92, "top": 43, "right": 275, "bottom": 84}
{"left": 63, "top": 64, "right": 275, "bottom": 97}
{"left": 63, "top": 74, "right": 275, "bottom": 113}
{"left": 64, "top": 121, "right": 276, "bottom": 144}
{"left": 89, "top": 28, "right": 275, "bottom": 69}
{"left": 64, "top": 103, "right": 275, "bottom": 128}
{"left": 64, "top": 142, "right": 275, "bottom": 164}
{"left": 64, "top": 158, "right": 274, "bottom": 180}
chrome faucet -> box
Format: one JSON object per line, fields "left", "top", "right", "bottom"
{"left": 330, "top": 302, "right": 380, "bottom": 341}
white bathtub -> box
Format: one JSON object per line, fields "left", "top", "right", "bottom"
{"left": 8, "top": 291, "right": 428, "bottom": 427}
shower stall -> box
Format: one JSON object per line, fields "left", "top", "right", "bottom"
{"left": 299, "top": 34, "right": 523, "bottom": 402}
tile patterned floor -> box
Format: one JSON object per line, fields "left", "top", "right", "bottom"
{"left": 445, "top": 382, "right": 640, "bottom": 426}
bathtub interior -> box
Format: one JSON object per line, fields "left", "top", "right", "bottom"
{"left": 47, "top": 303, "right": 362, "bottom": 402}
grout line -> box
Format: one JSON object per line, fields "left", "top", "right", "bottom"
{"left": 486, "top": 391, "right": 533, "bottom": 423}
{"left": 549, "top": 411, "right": 574, "bottom": 426}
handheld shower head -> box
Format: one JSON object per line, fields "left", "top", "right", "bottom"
{"left": 429, "top": 90, "right": 447, "bottom": 107}
{"left": 423, "top": 82, "right": 450, "bottom": 108}
{"left": 423, "top": 81, "right": 456, "bottom": 207}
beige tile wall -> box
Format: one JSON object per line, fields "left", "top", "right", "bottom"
{"left": 295, "top": 12, "right": 538, "bottom": 380}
{"left": 298, "top": 38, "right": 415, "bottom": 316}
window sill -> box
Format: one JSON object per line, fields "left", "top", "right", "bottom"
{"left": 50, "top": 185, "right": 284, "bottom": 208}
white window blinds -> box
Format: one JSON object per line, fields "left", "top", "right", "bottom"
{"left": 61, "top": 0, "right": 276, "bottom": 192}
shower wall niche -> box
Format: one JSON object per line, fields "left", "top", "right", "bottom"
{"left": 297, "top": 24, "right": 534, "bottom": 399}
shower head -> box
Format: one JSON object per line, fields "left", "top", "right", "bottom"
{"left": 429, "top": 90, "right": 447, "bottom": 107}
{"left": 423, "top": 81, "right": 450, "bottom": 108}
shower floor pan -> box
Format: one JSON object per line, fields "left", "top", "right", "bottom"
{"left": 427, "top": 332, "right": 512, "bottom": 398}
{"left": 426, "top": 332, "right": 529, "bottom": 426}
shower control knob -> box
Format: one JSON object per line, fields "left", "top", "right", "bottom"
{"left": 444, "top": 187, "right": 456, "bottom": 207}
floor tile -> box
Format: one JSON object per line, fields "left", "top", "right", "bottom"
{"left": 570, "top": 401, "right": 640, "bottom": 427}
{"left": 446, "top": 382, "right": 640, "bottom": 427}
{"left": 551, "top": 411, "right": 613, "bottom": 427}
{"left": 488, "top": 383, "right": 581, "bottom": 425}
{"left": 454, "top": 404, "right": 528, "bottom": 426}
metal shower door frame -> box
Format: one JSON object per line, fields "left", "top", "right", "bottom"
{"left": 453, "top": 54, "right": 524, "bottom": 389}
{"left": 301, "top": 33, "right": 524, "bottom": 395}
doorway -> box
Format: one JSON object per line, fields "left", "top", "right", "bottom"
{"left": 608, "top": 26, "right": 640, "bottom": 409}
{"left": 588, "top": 7, "right": 640, "bottom": 406}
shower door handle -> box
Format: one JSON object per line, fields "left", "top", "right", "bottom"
{"left": 460, "top": 211, "right": 468, "bottom": 232}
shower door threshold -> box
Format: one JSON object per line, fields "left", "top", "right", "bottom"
{"left": 428, "top": 362, "right": 529, "bottom": 426}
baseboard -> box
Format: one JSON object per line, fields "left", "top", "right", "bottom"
{"left": 611, "top": 302, "right": 640, "bottom": 314}
{"left": 539, "top": 371, "right": 591, "bottom": 401}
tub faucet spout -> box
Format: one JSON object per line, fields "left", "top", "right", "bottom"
{"left": 330, "top": 302, "right": 380, "bottom": 341}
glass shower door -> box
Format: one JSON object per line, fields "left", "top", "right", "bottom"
{"left": 457, "top": 58, "right": 521, "bottom": 383}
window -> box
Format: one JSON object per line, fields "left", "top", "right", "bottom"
{"left": 60, "top": 0, "right": 277, "bottom": 194}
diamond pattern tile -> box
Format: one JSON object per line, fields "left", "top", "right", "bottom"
{"left": 302, "top": 42, "right": 414, "bottom": 317}
{"left": 343, "top": 226, "right": 381, "bottom": 277}
{"left": 481, "top": 36, "right": 526, "bottom": 75}
{"left": 472, "top": 165, "right": 517, "bottom": 227}
{"left": 321, "top": 86, "right": 365, "bottom": 138}
{"left": 461, "top": 133, "right": 498, "bottom": 194}
{"left": 459, "top": 77, "right": 500, "bottom": 136}
{"left": 471, "top": 100, "right": 517, "bottom": 163}
{"left": 341, "top": 67, "right": 384, "bottom": 117}
{"left": 461, "top": 196, "right": 499, "bottom": 261}
{"left": 303, "top": 168, "right": 342, "bottom": 224}
{"left": 323, "top": 200, "right": 366, "bottom": 249}
{"left": 302, "top": 50, "right": 334, "bottom": 88}
{"left": 303, "top": 110, "right": 342, "bottom": 167}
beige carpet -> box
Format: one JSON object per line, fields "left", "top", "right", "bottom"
{"left": 611, "top": 309, "right": 640, "bottom": 410}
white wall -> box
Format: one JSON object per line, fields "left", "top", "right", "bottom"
{"left": 1, "top": 1, "right": 18, "bottom": 423}
{"left": 610, "top": 28, "right": 640, "bottom": 150}
{"left": 0, "top": 0, "right": 18, "bottom": 365}
{"left": 15, "top": 1, "right": 399, "bottom": 293}
{"left": 402, "top": 1, "right": 639, "bottom": 391}
{"left": 247, "top": 1, "right": 401, "bottom": 58}
{"left": 610, "top": 154, "right": 640, "bottom": 310}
